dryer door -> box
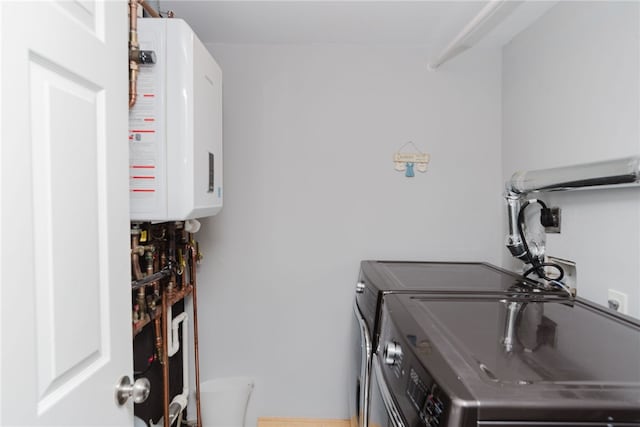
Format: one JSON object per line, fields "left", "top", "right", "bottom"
{"left": 350, "top": 302, "right": 372, "bottom": 427}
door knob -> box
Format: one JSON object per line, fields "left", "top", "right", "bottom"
{"left": 115, "top": 376, "right": 150, "bottom": 406}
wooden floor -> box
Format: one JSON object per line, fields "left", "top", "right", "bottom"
{"left": 258, "top": 417, "right": 350, "bottom": 427}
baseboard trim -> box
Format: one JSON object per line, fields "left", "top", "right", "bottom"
{"left": 257, "top": 417, "right": 350, "bottom": 427}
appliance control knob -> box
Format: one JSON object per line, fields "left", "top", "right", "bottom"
{"left": 355, "top": 281, "right": 365, "bottom": 294}
{"left": 384, "top": 341, "right": 403, "bottom": 365}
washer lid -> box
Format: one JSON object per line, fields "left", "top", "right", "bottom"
{"left": 405, "top": 295, "right": 640, "bottom": 386}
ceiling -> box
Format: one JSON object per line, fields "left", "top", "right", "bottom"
{"left": 157, "top": 1, "right": 557, "bottom": 61}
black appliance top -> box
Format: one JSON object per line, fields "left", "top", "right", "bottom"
{"left": 355, "top": 261, "right": 563, "bottom": 348}
{"left": 380, "top": 293, "right": 640, "bottom": 424}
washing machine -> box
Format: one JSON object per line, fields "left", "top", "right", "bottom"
{"left": 349, "top": 260, "right": 568, "bottom": 427}
{"left": 370, "top": 292, "right": 640, "bottom": 426}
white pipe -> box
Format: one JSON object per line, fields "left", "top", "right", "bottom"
{"left": 429, "top": 0, "right": 519, "bottom": 70}
{"left": 166, "top": 305, "right": 189, "bottom": 425}
{"left": 168, "top": 305, "right": 187, "bottom": 357}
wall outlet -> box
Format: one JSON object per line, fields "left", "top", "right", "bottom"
{"left": 544, "top": 207, "right": 561, "bottom": 233}
{"left": 607, "top": 289, "right": 628, "bottom": 314}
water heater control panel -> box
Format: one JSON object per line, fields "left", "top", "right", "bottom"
{"left": 129, "top": 18, "right": 223, "bottom": 221}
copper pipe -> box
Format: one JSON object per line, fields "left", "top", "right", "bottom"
{"left": 136, "top": 287, "right": 146, "bottom": 321}
{"left": 180, "top": 228, "right": 189, "bottom": 290}
{"left": 151, "top": 236, "right": 163, "bottom": 366}
{"left": 161, "top": 287, "right": 170, "bottom": 427}
{"left": 153, "top": 311, "right": 163, "bottom": 355}
{"left": 139, "top": 0, "right": 161, "bottom": 18}
{"left": 129, "top": 0, "right": 139, "bottom": 108}
{"left": 129, "top": 0, "right": 138, "bottom": 34}
{"left": 131, "top": 231, "right": 148, "bottom": 323}
{"left": 128, "top": 82, "right": 137, "bottom": 108}
{"left": 156, "top": 249, "right": 165, "bottom": 310}
{"left": 131, "top": 233, "right": 144, "bottom": 281}
{"left": 178, "top": 247, "right": 188, "bottom": 290}
{"left": 160, "top": 250, "right": 167, "bottom": 271}
{"left": 168, "top": 284, "right": 193, "bottom": 306}
{"left": 145, "top": 250, "right": 154, "bottom": 276}
{"left": 167, "top": 277, "right": 176, "bottom": 302}
{"left": 129, "top": 62, "right": 138, "bottom": 108}
{"left": 189, "top": 239, "right": 203, "bottom": 427}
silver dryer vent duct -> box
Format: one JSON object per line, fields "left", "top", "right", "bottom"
{"left": 505, "top": 156, "right": 640, "bottom": 262}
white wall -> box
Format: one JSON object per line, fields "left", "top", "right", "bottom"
{"left": 196, "top": 44, "right": 503, "bottom": 424}
{"left": 502, "top": 1, "right": 640, "bottom": 316}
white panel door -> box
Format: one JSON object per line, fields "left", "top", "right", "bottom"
{"left": 0, "top": 1, "right": 133, "bottom": 425}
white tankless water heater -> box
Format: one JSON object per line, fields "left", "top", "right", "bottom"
{"left": 129, "top": 18, "right": 222, "bottom": 221}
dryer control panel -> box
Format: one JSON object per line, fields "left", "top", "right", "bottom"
{"left": 407, "top": 369, "right": 446, "bottom": 427}
{"left": 378, "top": 301, "right": 451, "bottom": 427}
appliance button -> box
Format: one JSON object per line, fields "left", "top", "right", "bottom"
{"left": 355, "top": 281, "right": 366, "bottom": 294}
{"left": 425, "top": 398, "right": 435, "bottom": 414}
